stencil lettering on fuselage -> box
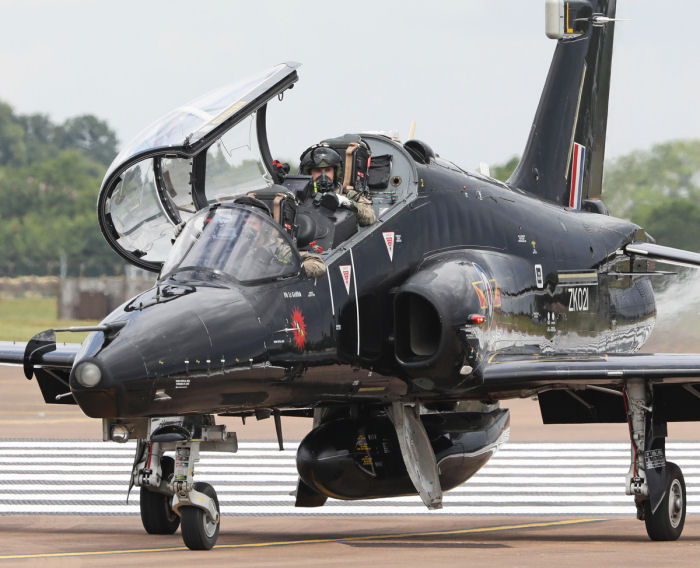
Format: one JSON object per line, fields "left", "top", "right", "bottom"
{"left": 568, "top": 287, "right": 589, "bottom": 312}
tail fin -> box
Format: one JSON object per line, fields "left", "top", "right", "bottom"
{"left": 508, "top": 0, "right": 617, "bottom": 208}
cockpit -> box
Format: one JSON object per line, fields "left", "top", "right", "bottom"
{"left": 97, "top": 62, "right": 418, "bottom": 275}
{"left": 160, "top": 206, "right": 299, "bottom": 285}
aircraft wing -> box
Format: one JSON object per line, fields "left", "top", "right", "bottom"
{"left": 0, "top": 334, "right": 81, "bottom": 405}
{"left": 0, "top": 342, "right": 28, "bottom": 366}
{"left": 480, "top": 352, "right": 700, "bottom": 389}
{"left": 0, "top": 339, "right": 80, "bottom": 373}
{"left": 479, "top": 352, "right": 700, "bottom": 424}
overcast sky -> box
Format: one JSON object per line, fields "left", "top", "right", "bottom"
{"left": 1, "top": 0, "right": 699, "bottom": 171}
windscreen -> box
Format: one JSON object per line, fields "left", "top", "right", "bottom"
{"left": 160, "top": 206, "right": 299, "bottom": 283}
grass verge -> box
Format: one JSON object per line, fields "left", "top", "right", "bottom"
{"left": 0, "top": 297, "right": 98, "bottom": 342}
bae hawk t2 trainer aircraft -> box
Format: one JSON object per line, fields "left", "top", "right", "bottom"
{"left": 3, "top": 0, "right": 700, "bottom": 549}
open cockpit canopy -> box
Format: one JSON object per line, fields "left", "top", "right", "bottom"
{"left": 98, "top": 63, "right": 299, "bottom": 272}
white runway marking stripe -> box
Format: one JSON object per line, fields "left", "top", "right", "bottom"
{"left": 0, "top": 493, "right": 646, "bottom": 504}
{"left": 5, "top": 456, "right": 700, "bottom": 465}
{"left": 1, "top": 441, "right": 700, "bottom": 516}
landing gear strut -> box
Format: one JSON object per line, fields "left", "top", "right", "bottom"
{"left": 624, "top": 379, "right": 686, "bottom": 541}
{"left": 131, "top": 416, "right": 237, "bottom": 550}
{"left": 171, "top": 441, "right": 221, "bottom": 550}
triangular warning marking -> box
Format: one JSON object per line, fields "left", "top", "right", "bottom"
{"left": 382, "top": 231, "right": 395, "bottom": 261}
{"left": 339, "top": 265, "right": 352, "bottom": 294}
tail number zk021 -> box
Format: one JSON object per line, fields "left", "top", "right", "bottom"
{"left": 568, "top": 287, "right": 589, "bottom": 311}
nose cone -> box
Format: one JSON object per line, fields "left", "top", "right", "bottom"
{"left": 71, "top": 285, "right": 267, "bottom": 418}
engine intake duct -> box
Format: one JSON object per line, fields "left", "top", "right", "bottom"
{"left": 395, "top": 293, "right": 441, "bottom": 360}
{"left": 296, "top": 408, "right": 509, "bottom": 501}
{"left": 394, "top": 255, "right": 487, "bottom": 383}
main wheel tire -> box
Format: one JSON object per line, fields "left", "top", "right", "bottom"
{"left": 140, "top": 456, "right": 180, "bottom": 535}
{"left": 644, "top": 461, "right": 686, "bottom": 541}
{"left": 180, "top": 482, "right": 220, "bottom": 550}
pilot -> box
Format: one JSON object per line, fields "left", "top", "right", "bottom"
{"left": 233, "top": 196, "right": 326, "bottom": 278}
{"left": 299, "top": 145, "right": 376, "bottom": 226}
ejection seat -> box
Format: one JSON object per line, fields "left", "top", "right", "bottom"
{"left": 277, "top": 175, "right": 359, "bottom": 253}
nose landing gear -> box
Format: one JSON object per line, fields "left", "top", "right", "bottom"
{"left": 170, "top": 441, "right": 221, "bottom": 550}
{"left": 131, "top": 416, "right": 237, "bottom": 550}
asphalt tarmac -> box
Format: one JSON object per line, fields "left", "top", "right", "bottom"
{"left": 1, "top": 364, "right": 700, "bottom": 567}
{"left": 1, "top": 515, "right": 700, "bottom": 567}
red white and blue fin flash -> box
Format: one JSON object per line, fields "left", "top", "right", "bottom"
{"left": 569, "top": 142, "right": 585, "bottom": 209}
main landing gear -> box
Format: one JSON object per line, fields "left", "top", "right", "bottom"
{"left": 624, "top": 379, "right": 686, "bottom": 540}
{"left": 130, "top": 416, "right": 237, "bottom": 550}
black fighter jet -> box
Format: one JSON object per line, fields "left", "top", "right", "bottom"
{"left": 2, "top": 0, "right": 700, "bottom": 550}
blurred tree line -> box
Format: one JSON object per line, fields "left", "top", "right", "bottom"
{"left": 0, "top": 101, "right": 121, "bottom": 276}
{"left": 0, "top": 93, "right": 698, "bottom": 277}
{"left": 603, "top": 140, "right": 700, "bottom": 252}
{"left": 492, "top": 140, "right": 700, "bottom": 252}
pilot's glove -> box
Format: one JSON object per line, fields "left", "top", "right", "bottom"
{"left": 320, "top": 192, "right": 357, "bottom": 212}
{"left": 271, "top": 160, "right": 290, "bottom": 184}
{"left": 337, "top": 194, "right": 356, "bottom": 210}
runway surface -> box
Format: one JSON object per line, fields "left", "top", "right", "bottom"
{"left": 2, "top": 440, "right": 700, "bottom": 516}
{"left": 5, "top": 515, "right": 700, "bottom": 567}
{"left": 2, "top": 366, "right": 700, "bottom": 565}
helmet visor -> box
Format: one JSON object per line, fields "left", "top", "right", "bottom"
{"left": 300, "top": 146, "right": 342, "bottom": 171}
{"left": 310, "top": 147, "right": 339, "bottom": 167}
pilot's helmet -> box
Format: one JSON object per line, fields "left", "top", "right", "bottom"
{"left": 299, "top": 145, "right": 342, "bottom": 183}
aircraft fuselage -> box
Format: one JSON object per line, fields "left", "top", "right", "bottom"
{"left": 71, "top": 157, "right": 655, "bottom": 418}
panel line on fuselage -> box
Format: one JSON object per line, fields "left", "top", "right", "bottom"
{"left": 326, "top": 268, "right": 335, "bottom": 317}
{"left": 350, "top": 247, "right": 360, "bottom": 357}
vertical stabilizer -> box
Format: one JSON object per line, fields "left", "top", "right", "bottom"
{"left": 508, "top": 0, "right": 616, "bottom": 207}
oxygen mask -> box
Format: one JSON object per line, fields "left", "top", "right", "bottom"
{"left": 314, "top": 173, "right": 334, "bottom": 194}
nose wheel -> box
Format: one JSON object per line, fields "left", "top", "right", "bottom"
{"left": 644, "top": 462, "right": 686, "bottom": 541}
{"left": 139, "top": 456, "right": 180, "bottom": 535}
{"left": 180, "top": 482, "right": 220, "bottom": 550}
